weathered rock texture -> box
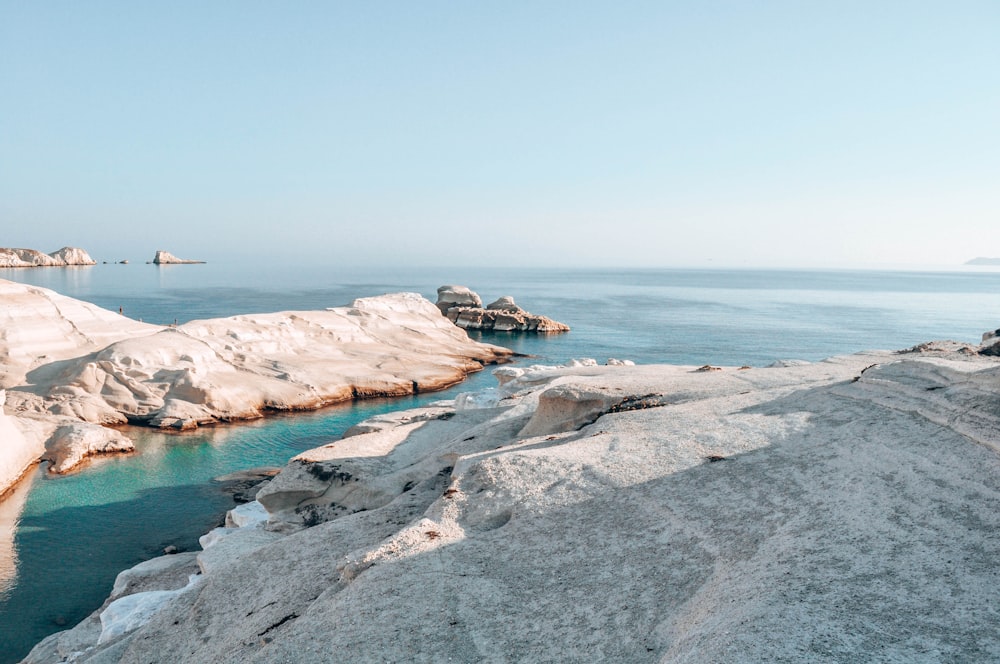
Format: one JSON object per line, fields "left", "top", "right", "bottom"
{"left": 436, "top": 285, "right": 570, "bottom": 333}
{"left": 0, "top": 280, "right": 510, "bottom": 495}
{"left": 29, "top": 342, "right": 1000, "bottom": 662}
{"left": 0, "top": 247, "right": 96, "bottom": 268}
{"left": 152, "top": 250, "right": 205, "bottom": 264}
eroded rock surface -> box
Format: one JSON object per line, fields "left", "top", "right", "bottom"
{"left": 31, "top": 345, "right": 1000, "bottom": 662}
{"left": 0, "top": 281, "right": 511, "bottom": 495}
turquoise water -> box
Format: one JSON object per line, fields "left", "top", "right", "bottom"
{"left": 2, "top": 263, "right": 1000, "bottom": 661}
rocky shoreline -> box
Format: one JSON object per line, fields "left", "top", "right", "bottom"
{"left": 0, "top": 280, "right": 511, "bottom": 498}
{"left": 22, "top": 337, "right": 1000, "bottom": 662}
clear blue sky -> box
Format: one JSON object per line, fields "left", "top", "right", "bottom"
{"left": 2, "top": 1, "right": 998, "bottom": 267}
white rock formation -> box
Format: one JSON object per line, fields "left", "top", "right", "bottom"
{"left": 28, "top": 342, "right": 1000, "bottom": 662}
{"left": 435, "top": 284, "right": 482, "bottom": 313}
{"left": 0, "top": 280, "right": 511, "bottom": 497}
{"left": 0, "top": 390, "right": 43, "bottom": 498}
{"left": 436, "top": 285, "right": 570, "bottom": 333}
{"left": 485, "top": 295, "right": 520, "bottom": 311}
{"left": 152, "top": 250, "right": 205, "bottom": 264}
{"left": 42, "top": 423, "right": 135, "bottom": 473}
{"left": 49, "top": 247, "right": 97, "bottom": 265}
{"left": 0, "top": 279, "right": 157, "bottom": 387}
{"left": 0, "top": 247, "right": 96, "bottom": 268}
{"left": 98, "top": 576, "right": 203, "bottom": 645}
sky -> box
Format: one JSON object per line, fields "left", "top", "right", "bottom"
{"left": 1, "top": 1, "right": 998, "bottom": 268}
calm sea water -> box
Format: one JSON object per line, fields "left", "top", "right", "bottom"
{"left": 2, "top": 262, "right": 1000, "bottom": 661}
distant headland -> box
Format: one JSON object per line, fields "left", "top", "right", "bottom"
{"left": 0, "top": 247, "right": 96, "bottom": 268}
{"left": 965, "top": 257, "right": 1000, "bottom": 266}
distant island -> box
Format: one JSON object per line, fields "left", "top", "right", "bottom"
{"left": 965, "top": 257, "right": 1000, "bottom": 266}
{"left": 0, "top": 246, "right": 96, "bottom": 268}
{"left": 152, "top": 250, "right": 206, "bottom": 264}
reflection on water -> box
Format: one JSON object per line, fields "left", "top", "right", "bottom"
{"left": 0, "top": 266, "right": 94, "bottom": 295}
{"left": 0, "top": 472, "right": 35, "bottom": 600}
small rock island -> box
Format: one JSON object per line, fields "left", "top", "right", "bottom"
{"left": 152, "top": 250, "right": 206, "bottom": 264}
{"left": 436, "top": 285, "right": 570, "bottom": 333}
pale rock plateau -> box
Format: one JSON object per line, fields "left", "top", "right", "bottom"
{"left": 0, "top": 280, "right": 510, "bottom": 497}
{"left": 26, "top": 338, "right": 1000, "bottom": 663}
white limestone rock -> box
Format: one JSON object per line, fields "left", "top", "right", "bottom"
{"left": 436, "top": 285, "right": 570, "bottom": 333}
{"left": 225, "top": 500, "right": 269, "bottom": 529}
{"left": 196, "top": 528, "right": 284, "bottom": 576}
{"left": 110, "top": 553, "right": 200, "bottom": 600}
{"left": 99, "top": 575, "right": 202, "bottom": 645}
{"left": 28, "top": 347, "right": 1000, "bottom": 663}
{"left": 435, "top": 284, "right": 483, "bottom": 313}
{"left": 485, "top": 296, "right": 522, "bottom": 312}
{"left": 42, "top": 423, "right": 135, "bottom": 474}
{"left": 0, "top": 246, "right": 95, "bottom": 268}
{"left": 49, "top": 246, "right": 97, "bottom": 265}
{"left": 199, "top": 527, "right": 237, "bottom": 551}
{"left": 517, "top": 383, "right": 624, "bottom": 437}
{"left": 454, "top": 388, "right": 500, "bottom": 410}
{"left": 28, "top": 292, "right": 509, "bottom": 430}
{"left": 0, "top": 280, "right": 511, "bottom": 498}
{"left": 152, "top": 250, "right": 205, "bottom": 264}
{"left": 0, "top": 279, "right": 158, "bottom": 388}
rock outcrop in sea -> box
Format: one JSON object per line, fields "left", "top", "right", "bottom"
{"left": 24, "top": 337, "right": 1000, "bottom": 662}
{"left": 152, "top": 250, "right": 205, "bottom": 264}
{"left": 0, "top": 247, "right": 96, "bottom": 268}
{"left": 436, "top": 284, "right": 570, "bottom": 333}
{"left": 0, "top": 280, "right": 511, "bottom": 496}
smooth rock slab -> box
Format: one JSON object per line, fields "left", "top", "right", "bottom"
{"left": 26, "top": 348, "right": 1000, "bottom": 663}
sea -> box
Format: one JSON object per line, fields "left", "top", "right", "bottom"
{"left": 2, "top": 261, "right": 1000, "bottom": 662}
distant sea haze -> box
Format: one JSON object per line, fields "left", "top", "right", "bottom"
{"left": 2, "top": 262, "right": 1000, "bottom": 662}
